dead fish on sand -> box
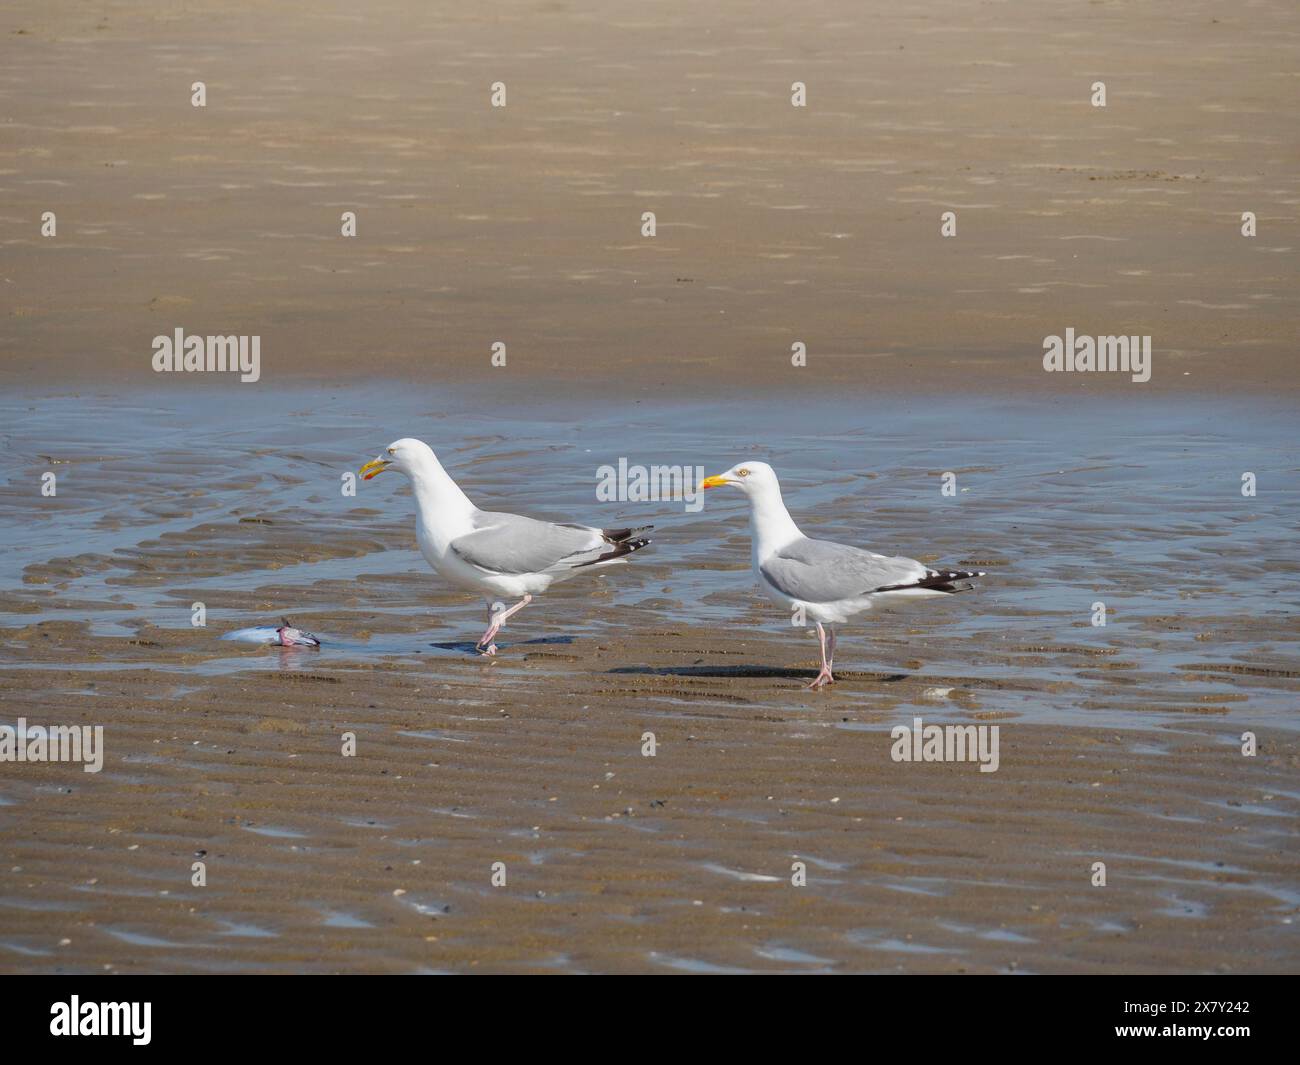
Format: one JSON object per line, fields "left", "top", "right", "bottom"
{"left": 221, "top": 617, "right": 321, "bottom": 647}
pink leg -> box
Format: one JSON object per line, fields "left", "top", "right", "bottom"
{"left": 476, "top": 594, "right": 532, "bottom": 655}
{"left": 807, "top": 622, "right": 835, "bottom": 689}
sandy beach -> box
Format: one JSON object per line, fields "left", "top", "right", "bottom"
{"left": 2, "top": 0, "right": 1297, "bottom": 393}
{"left": 1, "top": 0, "right": 1298, "bottom": 974}
{"left": 2, "top": 386, "right": 1297, "bottom": 973}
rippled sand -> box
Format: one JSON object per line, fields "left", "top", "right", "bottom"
{"left": 1, "top": 0, "right": 1296, "bottom": 973}
{"left": 0, "top": 385, "right": 1296, "bottom": 972}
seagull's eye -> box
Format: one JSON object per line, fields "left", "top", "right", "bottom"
{"left": 737, "top": 468, "right": 750, "bottom": 477}
{"left": 387, "top": 448, "right": 396, "bottom": 455}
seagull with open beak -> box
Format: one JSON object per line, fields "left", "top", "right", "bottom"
{"left": 702, "top": 461, "right": 985, "bottom": 689}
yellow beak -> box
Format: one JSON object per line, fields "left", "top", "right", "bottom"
{"left": 701, "top": 474, "right": 731, "bottom": 490}
{"left": 359, "top": 456, "right": 391, "bottom": 481}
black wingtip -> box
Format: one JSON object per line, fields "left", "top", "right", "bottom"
{"left": 574, "top": 536, "right": 652, "bottom": 567}
{"left": 601, "top": 525, "right": 654, "bottom": 544}
{"left": 874, "top": 569, "right": 987, "bottom": 594}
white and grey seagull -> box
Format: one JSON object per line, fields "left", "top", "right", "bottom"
{"left": 701, "top": 461, "right": 984, "bottom": 689}
{"left": 361, "top": 438, "right": 651, "bottom": 654}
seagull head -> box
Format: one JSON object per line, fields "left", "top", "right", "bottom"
{"left": 359, "top": 437, "right": 436, "bottom": 481}
{"left": 701, "top": 460, "right": 780, "bottom": 498}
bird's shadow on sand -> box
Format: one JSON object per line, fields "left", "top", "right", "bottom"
{"left": 608, "top": 665, "right": 909, "bottom": 682}
{"left": 430, "top": 636, "right": 576, "bottom": 655}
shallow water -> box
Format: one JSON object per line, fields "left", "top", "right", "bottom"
{"left": 1, "top": 382, "right": 1297, "bottom": 732}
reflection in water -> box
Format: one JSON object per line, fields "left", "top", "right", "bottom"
{"left": 0, "top": 383, "right": 1296, "bottom": 729}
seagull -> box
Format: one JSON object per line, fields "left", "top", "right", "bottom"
{"left": 701, "top": 461, "right": 984, "bottom": 689}
{"left": 360, "top": 438, "right": 651, "bottom": 655}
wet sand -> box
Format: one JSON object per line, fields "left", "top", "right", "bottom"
{"left": 1, "top": 0, "right": 1297, "bottom": 973}
{"left": 1, "top": 0, "right": 1298, "bottom": 393}
{"left": 1, "top": 387, "right": 1297, "bottom": 972}
{"left": 2, "top": 649, "right": 1297, "bottom": 974}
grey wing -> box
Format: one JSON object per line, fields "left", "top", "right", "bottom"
{"left": 450, "top": 512, "right": 606, "bottom": 575}
{"left": 760, "top": 537, "right": 928, "bottom": 603}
